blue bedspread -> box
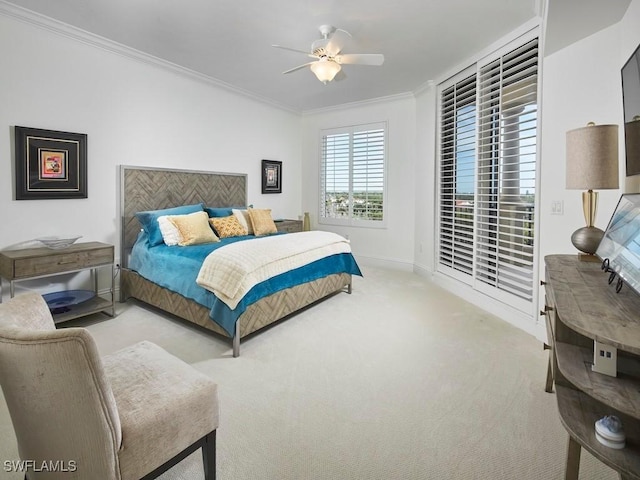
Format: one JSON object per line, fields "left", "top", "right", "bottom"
{"left": 129, "top": 232, "right": 362, "bottom": 336}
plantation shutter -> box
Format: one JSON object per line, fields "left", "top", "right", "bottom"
{"left": 438, "top": 73, "right": 477, "bottom": 279}
{"left": 475, "top": 38, "right": 538, "bottom": 307}
{"left": 352, "top": 128, "right": 384, "bottom": 221}
{"left": 320, "top": 123, "right": 386, "bottom": 225}
{"left": 321, "top": 132, "right": 350, "bottom": 219}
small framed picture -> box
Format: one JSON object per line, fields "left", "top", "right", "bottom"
{"left": 14, "top": 126, "right": 87, "bottom": 200}
{"left": 261, "top": 159, "right": 282, "bottom": 194}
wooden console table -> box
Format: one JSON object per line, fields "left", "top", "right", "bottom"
{"left": 542, "top": 255, "right": 640, "bottom": 480}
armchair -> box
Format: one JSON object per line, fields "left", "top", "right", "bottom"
{"left": 0, "top": 292, "right": 219, "bottom": 479}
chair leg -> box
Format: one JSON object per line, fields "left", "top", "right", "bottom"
{"left": 202, "top": 430, "right": 216, "bottom": 480}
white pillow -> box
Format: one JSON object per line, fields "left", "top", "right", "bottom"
{"left": 157, "top": 215, "right": 182, "bottom": 246}
{"left": 232, "top": 208, "right": 254, "bottom": 235}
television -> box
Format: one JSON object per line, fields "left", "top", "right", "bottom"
{"left": 622, "top": 43, "right": 640, "bottom": 176}
{"left": 596, "top": 193, "right": 640, "bottom": 295}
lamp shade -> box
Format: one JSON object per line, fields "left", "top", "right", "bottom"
{"left": 566, "top": 123, "right": 619, "bottom": 190}
{"left": 310, "top": 59, "right": 341, "bottom": 84}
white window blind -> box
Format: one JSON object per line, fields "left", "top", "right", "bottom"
{"left": 476, "top": 38, "right": 538, "bottom": 306}
{"left": 320, "top": 123, "right": 386, "bottom": 226}
{"left": 438, "top": 73, "right": 477, "bottom": 279}
{"left": 437, "top": 34, "right": 539, "bottom": 313}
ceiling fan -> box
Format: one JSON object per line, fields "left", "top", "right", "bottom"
{"left": 272, "top": 25, "right": 384, "bottom": 84}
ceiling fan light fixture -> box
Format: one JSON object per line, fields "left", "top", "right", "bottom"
{"left": 310, "top": 59, "right": 341, "bottom": 84}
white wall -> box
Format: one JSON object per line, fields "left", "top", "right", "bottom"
{"left": 539, "top": 24, "right": 625, "bottom": 263}
{"left": 414, "top": 86, "right": 437, "bottom": 275}
{"left": 300, "top": 96, "right": 417, "bottom": 269}
{"left": 0, "top": 13, "right": 302, "bottom": 265}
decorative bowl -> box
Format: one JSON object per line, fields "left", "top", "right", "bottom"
{"left": 36, "top": 236, "right": 82, "bottom": 249}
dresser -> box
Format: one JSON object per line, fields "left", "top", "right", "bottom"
{"left": 0, "top": 242, "right": 115, "bottom": 324}
{"left": 542, "top": 255, "right": 640, "bottom": 479}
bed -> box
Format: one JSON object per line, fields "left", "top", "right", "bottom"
{"left": 119, "top": 165, "right": 360, "bottom": 357}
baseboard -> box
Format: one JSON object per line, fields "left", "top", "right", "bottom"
{"left": 353, "top": 254, "right": 414, "bottom": 272}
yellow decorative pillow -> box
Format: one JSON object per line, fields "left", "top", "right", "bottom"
{"left": 247, "top": 208, "right": 277, "bottom": 236}
{"left": 209, "top": 215, "right": 248, "bottom": 238}
{"left": 168, "top": 211, "right": 219, "bottom": 246}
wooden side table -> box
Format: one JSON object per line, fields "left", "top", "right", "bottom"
{"left": 275, "top": 219, "right": 303, "bottom": 233}
{"left": 542, "top": 255, "right": 640, "bottom": 480}
{"left": 0, "top": 241, "right": 115, "bottom": 324}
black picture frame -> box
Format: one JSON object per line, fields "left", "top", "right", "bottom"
{"left": 261, "top": 159, "right": 282, "bottom": 194}
{"left": 14, "top": 126, "right": 87, "bottom": 200}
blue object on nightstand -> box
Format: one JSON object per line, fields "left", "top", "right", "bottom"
{"left": 43, "top": 290, "right": 96, "bottom": 314}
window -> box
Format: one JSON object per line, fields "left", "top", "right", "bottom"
{"left": 319, "top": 122, "right": 386, "bottom": 226}
{"left": 437, "top": 35, "right": 539, "bottom": 313}
{"left": 439, "top": 73, "right": 477, "bottom": 279}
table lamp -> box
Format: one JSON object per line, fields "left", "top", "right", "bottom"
{"left": 566, "top": 122, "right": 619, "bottom": 258}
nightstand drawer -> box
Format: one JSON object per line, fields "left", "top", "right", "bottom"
{"left": 13, "top": 247, "right": 113, "bottom": 278}
{"left": 276, "top": 220, "right": 303, "bottom": 233}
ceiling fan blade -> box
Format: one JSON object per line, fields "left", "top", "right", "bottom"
{"left": 282, "top": 62, "right": 315, "bottom": 74}
{"left": 325, "top": 29, "right": 351, "bottom": 56}
{"left": 272, "top": 45, "right": 317, "bottom": 59}
{"left": 335, "top": 53, "right": 384, "bottom": 66}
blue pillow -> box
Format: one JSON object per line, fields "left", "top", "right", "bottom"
{"left": 205, "top": 205, "right": 253, "bottom": 218}
{"left": 205, "top": 207, "right": 233, "bottom": 218}
{"left": 135, "top": 203, "right": 204, "bottom": 246}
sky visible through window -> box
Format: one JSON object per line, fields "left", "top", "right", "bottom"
{"left": 455, "top": 105, "right": 536, "bottom": 197}
{"left": 324, "top": 130, "right": 384, "bottom": 192}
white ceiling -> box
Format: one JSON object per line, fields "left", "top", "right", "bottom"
{"left": 4, "top": 0, "right": 632, "bottom": 113}
{"left": 3, "top": 0, "right": 546, "bottom": 112}
{"left": 544, "top": 0, "right": 631, "bottom": 56}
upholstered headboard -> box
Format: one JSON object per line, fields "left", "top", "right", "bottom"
{"left": 119, "top": 165, "right": 247, "bottom": 268}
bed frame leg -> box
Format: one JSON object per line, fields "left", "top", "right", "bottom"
{"left": 347, "top": 282, "right": 352, "bottom": 294}
{"left": 232, "top": 320, "right": 240, "bottom": 357}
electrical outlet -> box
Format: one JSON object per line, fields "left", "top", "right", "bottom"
{"left": 592, "top": 340, "right": 617, "bottom": 377}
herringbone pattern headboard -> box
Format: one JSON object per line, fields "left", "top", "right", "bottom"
{"left": 119, "top": 165, "right": 247, "bottom": 267}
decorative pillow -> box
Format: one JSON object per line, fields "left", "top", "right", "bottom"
{"left": 205, "top": 207, "right": 233, "bottom": 218}
{"left": 232, "top": 208, "right": 254, "bottom": 235}
{"left": 209, "top": 215, "right": 248, "bottom": 238}
{"left": 157, "top": 215, "right": 182, "bottom": 246}
{"left": 168, "top": 211, "right": 219, "bottom": 246}
{"left": 135, "top": 203, "right": 204, "bottom": 246}
{"left": 247, "top": 208, "right": 277, "bottom": 236}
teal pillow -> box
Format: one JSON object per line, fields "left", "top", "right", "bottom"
{"left": 205, "top": 205, "right": 253, "bottom": 218}
{"left": 135, "top": 203, "right": 204, "bottom": 246}
{"left": 205, "top": 207, "right": 233, "bottom": 218}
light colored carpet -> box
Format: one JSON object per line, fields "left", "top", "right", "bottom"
{"left": 0, "top": 266, "right": 619, "bottom": 479}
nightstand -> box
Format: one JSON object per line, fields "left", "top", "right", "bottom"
{"left": 275, "top": 219, "right": 303, "bottom": 233}
{"left": 0, "top": 241, "right": 115, "bottom": 324}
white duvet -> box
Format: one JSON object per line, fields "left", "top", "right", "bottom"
{"left": 196, "top": 231, "right": 352, "bottom": 309}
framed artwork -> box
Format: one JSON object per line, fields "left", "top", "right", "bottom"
{"left": 14, "top": 126, "right": 87, "bottom": 200}
{"left": 261, "top": 159, "right": 282, "bottom": 194}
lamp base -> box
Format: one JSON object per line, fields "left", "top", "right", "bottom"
{"left": 571, "top": 226, "right": 604, "bottom": 255}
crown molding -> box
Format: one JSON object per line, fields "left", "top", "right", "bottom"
{"left": 302, "top": 91, "right": 415, "bottom": 116}
{"left": 0, "top": 1, "right": 301, "bottom": 115}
